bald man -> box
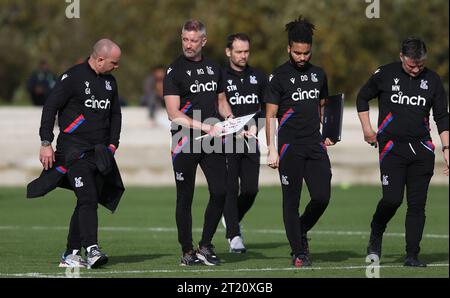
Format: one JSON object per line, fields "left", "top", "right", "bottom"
{"left": 35, "top": 39, "right": 123, "bottom": 269}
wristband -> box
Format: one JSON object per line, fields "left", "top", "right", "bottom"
{"left": 41, "top": 140, "right": 51, "bottom": 147}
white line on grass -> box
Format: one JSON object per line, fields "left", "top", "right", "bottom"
{"left": 1, "top": 263, "right": 448, "bottom": 278}
{"left": 0, "top": 225, "right": 448, "bottom": 239}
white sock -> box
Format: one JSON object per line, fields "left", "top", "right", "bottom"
{"left": 86, "top": 245, "right": 98, "bottom": 253}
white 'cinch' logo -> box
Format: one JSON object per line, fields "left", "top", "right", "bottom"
{"left": 291, "top": 88, "right": 320, "bottom": 101}
{"left": 190, "top": 80, "right": 217, "bottom": 93}
{"left": 390, "top": 92, "right": 426, "bottom": 106}
{"left": 84, "top": 95, "right": 111, "bottom": 109}
{"left": 229, "top": 92, "right": 259, "bottom": 105}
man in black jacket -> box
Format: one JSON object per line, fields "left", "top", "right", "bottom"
{"left": 31, "top": 39, "right": 123, "bottom": 269}
{"left": 221, "top": 33, "right": 267, "bottom": 253}
{"left": 357, "top": 37, "right": 449, "bottom": 267}
{"left": 164, "top": 20, "right": 234, "bottom": 266}
{"left": 265, "top": 16, "right": 335, "bottom": 267}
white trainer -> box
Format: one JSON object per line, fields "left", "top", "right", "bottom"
{"left": 59, "top": 252, "right": 87, "bottom": 268}
{"left": 86, "top": 245, "right": 108, "bottom": 269}
{"left": 229, "top": 235, "right": 246, "bottom": 253}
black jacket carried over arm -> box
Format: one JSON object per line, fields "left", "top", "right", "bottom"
{"left": 27, "top": 143, "right": 125, "bottom": 212}
{"left": 27, "top": 60, "right": 124, "bottom": 212}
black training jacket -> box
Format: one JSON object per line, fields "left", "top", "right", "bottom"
{"left": 357, "top": 62, "right": 449, "bottom": 142}
{"left": 40, "top": 60, "right": 122, "bottom": 150}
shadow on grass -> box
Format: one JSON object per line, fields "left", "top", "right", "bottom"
{"left": 223, "top": 251, "right": 369, "bottom": 265}
{"left": 246, "top": 242, "right": 288, "bottom": 250}
{"left": 108, "top": 254, "right": 170, "bottom": 265}
{"left": 220, "top": 242, "right": 288, "bottom": 264}
{"left": 309, "top": 250, "right": 366, "bottom": 262}
{"left": 221, "top": 251, "right": 280, "bottom": 264}
{"left": 382, "top": 252, "right": 449, "bottom": 265}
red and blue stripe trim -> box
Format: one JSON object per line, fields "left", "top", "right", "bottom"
{"left": 172, "top": 136, "right": 189, "bottom": 161}
{"left": 378, "top": 112, "right": 393, "bottom": 135}
{"left": 278, "top": 108, "right": 294, "bottom": 132}
{"left": 379, "top": 140, "right": 394, "bottom": 163}
{"left": 423, "top": 140, "right": 435, "bottom": 152}
{"left": 279, "top": 144, "right": 290, "bottom": 161}
{"left": 56, "top": 166, "right": 67, "bottom": 174}
{"left": 180, "top": 101, "right": 192, "bottom": 114}
{"left": 63, "top": 114, "right": 85, "bottom": 133}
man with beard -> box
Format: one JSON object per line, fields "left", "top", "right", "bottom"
{"left": 265, "top": 16, "right": 335, "bottom": 267}
{"left": 221, "top": 33, "right": 267, "bottom": 253}
{"left": 163, "top": 20, "right": 234, "bottom": 266}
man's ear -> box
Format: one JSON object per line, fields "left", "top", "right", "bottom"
{"left": 287, "top": 45, "right": 291, "bottom": 54}
{"left": 225, "top": 48, "right": 231, "bottom": 58}
{"left": 399, "top": 52, "right": 404, "bottom": 62}
{"left": 202, "top": 37, "right": 207, "bottom": 47}
{"left": 97, "top": 56, "right": 106, "bottom": 67}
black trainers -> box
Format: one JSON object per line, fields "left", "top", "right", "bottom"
{"left": 366, "top": 231, "right": 382, "bottom": 263}
{"left": 196, "top": 245, "right": 221, "bottom": 266}
{"left": 86, "top": 245, "right": 108, "bottom": 269}
{"left": 404, "top": 256, "right": 427, "bottom": 267}
{"left": 292, "top": 254, "right": 312, "bottom": 267}
{"left": 301, "top": 233, "right": 310, "bottom": 256}
{"left": 180, "top": 250, "right": 202, "bottom": 266}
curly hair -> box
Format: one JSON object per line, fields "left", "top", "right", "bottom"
{"left": 285, "top": 15, "right": 315, "bottom": 45}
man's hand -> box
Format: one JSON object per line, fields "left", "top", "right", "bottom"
{"left": 444, "top": 149, "right": 449, "bottom": 176}
{"left": 324, "top": 138, "right": 335, "bottom": 146}
{"left": 236, "top": 130, "right": 246, "bottom": 139}
{"left": 267, "top": 147, "right": 279, "bottom": 169}
{"left": 244, "top": 125, "right": 258, "bottom": 139}
{"left": 40, "top": 145, "right": 55, "bottom": 170}
{"left": 202, "top": 123, "right": 223, "bottom": 137}
{"left": 364, "top": 128, "right": 378, "bottom": 148}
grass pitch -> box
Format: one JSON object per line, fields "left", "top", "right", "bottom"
{"left": 0, "top": 185, "right": 448, "bottom": 278}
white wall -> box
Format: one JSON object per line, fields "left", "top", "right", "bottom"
{"left": 0, "top": 107, "right": 447, "bottom": 186}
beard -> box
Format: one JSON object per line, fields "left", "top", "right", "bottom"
{"left": 183, "top": 47, "right": 202, "bottom": 59}
{"left": 289, "top": 53, "right": 310, "bottom": 69}
{"left": 231, "top": 59, "right": 247, "bottom": 70}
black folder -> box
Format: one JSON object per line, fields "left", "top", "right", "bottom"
{"left": 322, "top": 94, "right": 344, "bottom": 143}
